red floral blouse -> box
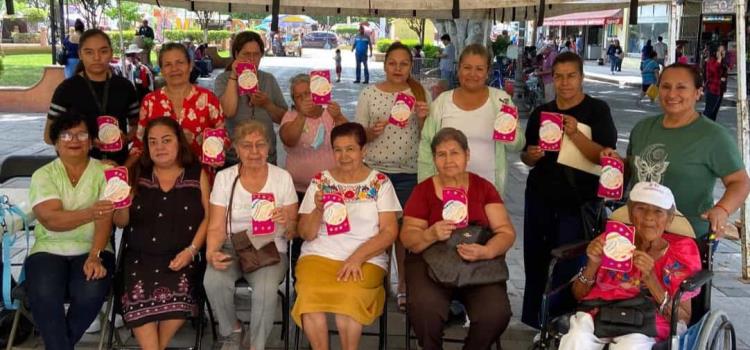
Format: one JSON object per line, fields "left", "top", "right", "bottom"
{"left": 134, "top": 85, "right": 226, "bottom": 158}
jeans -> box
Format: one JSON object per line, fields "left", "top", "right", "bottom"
{"left": 383, "top": 172, "right": 418, "bottom": 208}
{"left": 440, "top": 69, "right": 455, "bottom": 89}
{"left": 521, "top": 191, "right": 586, "bottom": 329}
{"left": 609, "top": 55, "right": 619, "bottom": 72}
{"left": 64, "top": 58, "right": 79, "bottom": 79}
{"left": 24, "top": 252, "right": 115, "bottom": 350}
{"left": 703, "top": 91, "right": 723, "bottom": 121}
{"left": 355, "top": 54, "right": 369, "bottom": 82}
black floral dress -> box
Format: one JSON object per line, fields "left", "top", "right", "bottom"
{"left": 118, "top": 165, "right": 204, "bottom": 328}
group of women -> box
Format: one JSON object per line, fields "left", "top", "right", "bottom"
{"left": 23, "top": 26, "right": 750, "bottom": 350}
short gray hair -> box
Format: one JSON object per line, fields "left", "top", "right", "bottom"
{"left": 289, "top": 73, "right": 310, "bottom": 106}
{"left": 232, "top": 120, "right": 269, "bottom": 145}
{"left": 430, "top": 127, "right": 469, "bottom": 155}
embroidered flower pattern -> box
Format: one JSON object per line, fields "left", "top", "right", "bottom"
{"left": 311, "top": 171, "right": 388, "bottom": 203}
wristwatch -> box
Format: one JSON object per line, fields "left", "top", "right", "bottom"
{"left": 89, "top": 249, "right": 102, "bottom": 261}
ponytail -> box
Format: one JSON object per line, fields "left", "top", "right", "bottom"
{"left": 406, "top": 76, "right": 427, "bottom": 102}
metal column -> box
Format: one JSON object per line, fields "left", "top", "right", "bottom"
{"left": 735, "top": 0, "right": 750, "bottom": 281}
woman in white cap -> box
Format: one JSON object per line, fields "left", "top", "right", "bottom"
{"left": 559, "top": 182, "right": 702, "bottom": 350}
{"left": 124, "top": 44, "right": 153, "bottom": 102}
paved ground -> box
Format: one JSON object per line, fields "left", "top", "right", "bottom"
{"left": 1, "top": 48, "right": 748, "bottom": 349}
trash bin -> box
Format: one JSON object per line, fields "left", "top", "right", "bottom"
{"left": 586, "top": 44, "right": 601, "bottom": 60}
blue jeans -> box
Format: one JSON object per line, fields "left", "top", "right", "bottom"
{"left": 355, "top": 54, "right": 369, "bottom": 82}
{"left": 24, "top": 252, "right": 114, "bottom": 350}
{"left": 64, "top": 58, "right": 79, "bottom": 79}
{"left": 703, "top": 91, "right": 723, "bottom": 121}
{"left": 383, "top": 172, "right": 418, "bottom": 208}
{"left": 440, "top": 68, "right": 455, "bottom": 89}
{"left": 609, "top": 55, "right": 619, "bottom": 72}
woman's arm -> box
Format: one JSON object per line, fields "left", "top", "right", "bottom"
{"left": 82, "top": 212, "right": 113, "bottom": 280}
{"left": 455, "top": 203, "right": 516, "bottom": 262}
{"left": 348, "top": 211, "right": 399, "bottom": 263}
{"left": 34, "top": 199, "right": 109, "bottom": 232}
{"left": 191, "top": 170, "right": 212, "bottom": 250}
{"left": 642, "top": 272, "right": 691, "bottom": 324}
{"left": 112, "top": 200, "right": 130, "bottom": 228}
{"left": 219, "top": 72, "right": 240, "bottom": 118}
{"left": 563, "top": 116, "right": 605, "bottom": 164}
{"left": 205, "top": 204, "right": 228, "bottom": 262}
{"left": 279, "top": 113, "right": 306, "bottom": 147}
{"left": 572, "top": 236, "right": 604, "bottom": 300}
{"left": 704, "top": 169, "right": 750, "bottom": 235}
{"left": 281, "top": 203, "right": 299, "bottom": 239}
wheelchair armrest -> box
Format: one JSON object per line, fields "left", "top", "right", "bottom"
{"left": 550, "top": 241, "right": 589, "bottom": 260}
{"left": 679, "top": 269, "right": 713, "bottom": 292}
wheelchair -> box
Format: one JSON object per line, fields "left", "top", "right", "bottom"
{"left": 532, "top": 206, "right": 736, "bottom": 350}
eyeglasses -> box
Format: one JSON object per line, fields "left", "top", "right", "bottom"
{"left": 59, "top": 131, "right": 90, "bottom": 142}
{"left": 237, "top": 142, "right": 269, "bottom": 152}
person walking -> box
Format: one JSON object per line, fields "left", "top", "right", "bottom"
{"left": 703, "top": 46, "right": 728, "bottom": 121}
{"left": 606, "top": 40, "right": 622, "bottom": 75}
{"left": 653, "top": 36, "right": 668, "bottom": 67}
{"left": 438, "top": 34, "right": 456, "bottom": 89}
{"left": 62, "top": 19, "right": 85, "bottom": 78}
{"left": 352, "top": 26, "right": 373, "bottom": 84}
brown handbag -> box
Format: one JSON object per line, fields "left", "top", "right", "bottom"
{"left": 227, "top": 171, "right": 280, "bottom": 273}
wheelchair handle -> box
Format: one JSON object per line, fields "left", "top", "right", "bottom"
{"left": 550, "top": 241, "right": 589, "bottom": 260}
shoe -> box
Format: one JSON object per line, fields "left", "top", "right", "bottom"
{"left": 363, "top": 81, "right": 369, "bottom": 84}
{"left": 336, "top": 79, "right": 341, "bottom": 82}
{"left": 397, "top": 292, "right": 407, "bottom": 313}
{"left": 216, "top": 332, "right": 241, "bottom": 350}
{"left": 353, "top": 80, "right": 361, "bottom": 83}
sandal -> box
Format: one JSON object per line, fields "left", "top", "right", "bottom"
{"left": 397, "top": 292, "right": 407, "bottom": 313}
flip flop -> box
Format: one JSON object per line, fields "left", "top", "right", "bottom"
{"left": 397, "top": 292, "right": 407, "bottom": 313}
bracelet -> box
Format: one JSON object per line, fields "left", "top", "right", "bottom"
{"left": 576, "top": 267, "right": 595, "bottom": 286}
{"left": 228, "top": 77, "right": 237, "bottom": 81}
{"left": 186, "top": 244, "right": 198, "bottom": 255}
{"left": 714, "top": 203, "right": 730, "bottom": 216}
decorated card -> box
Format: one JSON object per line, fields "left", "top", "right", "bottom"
{"left": 236, "top": 62, "right": 258, "bottom": 95}
{"left": 103, "top": 166, "right": 131, "bottom": 209}
{"left": 539, "top": 112, "right": 564, "bottom": 151}
{"left": 201, "top": 128, "right": 227, "bottom": 167}
{"left": 310, "top": 70, "right": 332, "bottom": 105}
{"left": 322, "top": 193, "right": 350, "bottom": 235}
{"left": 601, "top": 220, "right": 636, "bottom": 272}
{"left": 442, "top": 187, "right": 468, "bottom": 228}
{"left": 388, "top": 92, "right": 416, "bottom": 128}
{"left": 251, "top": 193, "right": 275, "bottom": 235}
{"left": 598, "top": 156, "right": 624, "bottom": 200}
{"left": 493, "top": 104, "right": 518, "bottom": 143}
{"left": 97, "top": 116, "right": 122, "bottom": 152}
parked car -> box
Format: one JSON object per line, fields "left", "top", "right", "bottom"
{"left": 302, "top": 31, "right": 338, "bottom": 49}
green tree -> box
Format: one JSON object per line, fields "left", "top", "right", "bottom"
{"left": 194, "top": 10, "right": 215, "bottom": 43}
{"left": 104, "top": 1, "right": 140, "bottom": 30}
{"left": 404, "top": 17, "right": 426, "bottom": 45}
{"left": 72, "top": 0, "right": 108, "bottom": 29}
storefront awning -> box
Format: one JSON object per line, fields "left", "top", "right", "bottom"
{"left": 544, "top": 8, "right": 623, "bottom": 26}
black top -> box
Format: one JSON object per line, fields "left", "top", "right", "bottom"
{"left": 524, "top": 95, "right": 618, "bottom": 207}
{"left": 137, "top": 26, "right": 155, "bottom": 39}
{"left": 48, "top": 74, "right": 140, "bottom": 165}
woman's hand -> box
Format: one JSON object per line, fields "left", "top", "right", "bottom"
{"left": 169, "top": 249, "right": 193, "bottom": 271}
{"left": 586, "top": 235, "right": 605, "bottom": 267}
{"left": 327, "top": 101, "right": 343, "bottom": 119}
{"left": 271, "top": 207, "right": 287, "bottom": 227}
{"left": 313, "top": 189, "right": 324, "bottom": 212}
{"left": 250, "top": 91, "right": 272, "bottom": 109}
{"left": 83, "top": 256, "right": 107, "bottom": 281}
{"left": 702, "top": 206, "right": 729, "bottom": 238}
{"left": 369, "top": 121, "right": 388, "bottom": 139}
{"left": 525, "top": 145, "right": 545, "bottom": 163}
{"left": 429, "top": 220, "right": 456, "bottom": 241}
{"left": 208, "top": 251, "right": 233, "bottom": 271}
{"left": 229, "top": 59, "right": 242, "bottom": 78}
{"left": 89, "top": 200, "right": 115, "bottom": 221}
{"left": 457, "top": 243, "right": 492, "bottom": 261}
{"left": 298, "top": 98, "right": 317, "bottom": 117}
{"left": 633, "top": 250, "right": 656, "bottom": 278}
{"left": 600, "top": 147, "right": 623, "bottom": 163}
{"left": 562, "top": 115, "right": 579, "bottom": 136}
{"left": 336, "top": 256, "right": 364, "bottom": 282}
{"left": 414, "top": 101, "right": 429, "bottom": 120}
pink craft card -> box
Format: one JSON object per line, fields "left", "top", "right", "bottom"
{"left": 493, "top": 104, "right": 518, "bottom": 143}
{"left": 442, "top": 187, "right": 468, "bottom": 228}
{"left": 310, "top": 70, "right": 332, "bottom": 105}
{"left": 601, "top": 220, "right": 636, "bottom": 272}
{"left": 251, "top": 192, "right": 276, "bottom": 235}
{"left": 598, "top": 156, "right": 625, "bottom": 200}
{"left": 103, "top": 166, "right": 131, "bottom": 209}
{"left": 322, "top": 193, "right": 350, "bottom": 235}
{"left": 236, "top": 62, "right": 258, "bottom": 95}
{"left": 388, "top": 92, "right": 416, "bottom": 128}
{"left": 201, "top": 128, "right": 227, "bottom": 167}
{"left": 538, "top": 112, "right": 564, "bottom": 151}
{"left": 97, "top": 116, "right": 122, "bottom": 152}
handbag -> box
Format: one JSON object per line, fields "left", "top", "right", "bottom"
{"left": 226, "top": 172, "right": 280, "bottom": 273}
{"left": 579, "top": 294, "right": 658, "bottom": 338}
{"left": 563, "top": 168, "right": 607, "bottom": 241}
{"left": 56, "top": 45, "right": 68, "bottom": 65}
{"left": 646, "top": 84, "right": 659, "bottom": 101}
{"left": 422, "top": 225, "right": 509, "bottom": 288}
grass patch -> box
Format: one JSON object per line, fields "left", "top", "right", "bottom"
{"left": 0, "top": 53, "right": 50, "bottom": 87}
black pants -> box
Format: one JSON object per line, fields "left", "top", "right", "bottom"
{"left": 521, "top": 191, "right": 587, "bottom": 329}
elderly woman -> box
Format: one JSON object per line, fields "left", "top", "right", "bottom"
{"left": 130, "top": 43, "right": 226, "bottom": 169}
{"left": 560, "top": 182, "right": 702, "bottom": 350}
{"left": 293, "top": 122, "right": 400, "bottom": 350}
{"left": 401, "top": 127, "right": 515, "bottom": 349}
{"left": 354, "top": 41, "right": 430, "bottom": 311}
{"left": 203, "top": 120, "right": 298, "bottom": 350}
{"left": 113, "top": 117, "right": 209, "bottom": 349}
{"left": 418, "top": 44, "right": 525, "bottom": 197}
{"left": 216, "top": 31, "right": 288, "bottom": 165}
{"left": 280, "top": 73, "right": 349, "bottom": 195}
{"left": 26, "top": 113, "right": 114, "bottom": 350}
{"left": 521, "top": 52, "right": 618, "bottom": 329}
{"left": 603, "top": 63, "right": 750, "bottom": 240}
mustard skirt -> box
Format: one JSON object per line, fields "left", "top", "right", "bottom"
{"left": 292, "top": 255, "right": 386, "bottom": 327}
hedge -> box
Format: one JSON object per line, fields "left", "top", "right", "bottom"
{"left": 334, "top": 27, "right": 359, "bottom": 36}
{"left": 11, "top": 32, "right": 40, "bottom": 43}
{"left": 162, "top": 30, "right": 232, "bottom": 44}
{"left": 375, "top": 39, "right": 439, "bottom": 59}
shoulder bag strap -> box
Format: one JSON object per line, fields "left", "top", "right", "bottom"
{"left": 226, "top": 167, "right": 240, "bottom": 236}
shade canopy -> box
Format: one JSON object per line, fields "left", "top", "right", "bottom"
{"left": 544, "top": 8, "right": 623, "bottom": 26}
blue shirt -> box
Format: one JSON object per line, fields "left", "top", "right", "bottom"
{"left": 641, "top": 59, "right": 659, "bottom": 85}
{"left": 353, "top": 35, "right": 370, "bottom": 56}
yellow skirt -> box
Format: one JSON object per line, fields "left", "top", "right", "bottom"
{"left": 292, "top": 255, "right": 386, "bottom": 327}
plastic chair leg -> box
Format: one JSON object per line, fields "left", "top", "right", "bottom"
{"left": 5, "top": 310, "right": 21, "bottom": 350}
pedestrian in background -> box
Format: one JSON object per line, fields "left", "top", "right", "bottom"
{"left": 352, "top": 26, "right": 373, "bottom": 84}
{"left": 654, "top": 36, "right": 668, "bottom": 67}
{"left": 62, "top": 19, "right": 85, "bottom": 78}
{"left": 439, "top": 34, "right": 456, "bottom": 89}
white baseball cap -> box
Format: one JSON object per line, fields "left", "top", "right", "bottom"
{"left": 629, "top": 182, "right": 675, "bottom": 210}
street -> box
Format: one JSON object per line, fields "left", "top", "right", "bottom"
{"left": 0, "top": 48, "right": 748, "bottom": 349}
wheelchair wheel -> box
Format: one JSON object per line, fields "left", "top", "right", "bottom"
{"left": 698, "top": 310, "right": 735, "bottom": 350}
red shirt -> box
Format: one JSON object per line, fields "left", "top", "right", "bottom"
{"left": 704, "top": 58, "right": 723, "bottom": 95}
{"left": 135, "top": 85, "right": 226, "bottom": 157}
{"left": 403, "top": 172, "right": 503, "bottom": 227}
